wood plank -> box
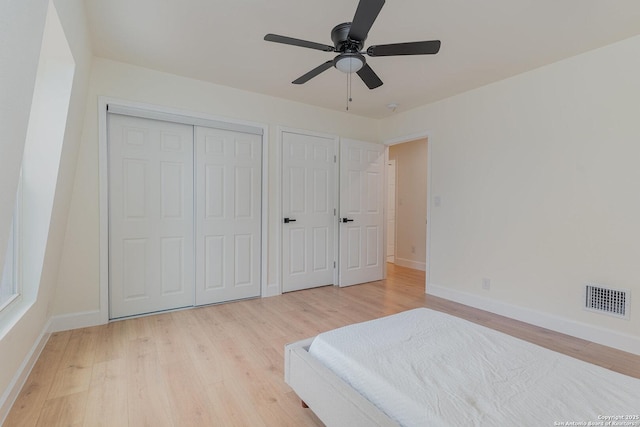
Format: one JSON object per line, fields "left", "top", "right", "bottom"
{"left": 46, "top": 328, "right": 98, "bottom": 399}
{"left": 82, "top": 358, "right": 128, "bottom": 427}
{"left": 35, "top": 391, "right": 87, "bottom": 427}
{"left": 125, "top": 322, "right": 174, "bottom": 427}
{"left": 204, "top": 379, "right": 267, "bottom": 427}
{"left": 3, "top": 332, "right": 71, "bottom": 427}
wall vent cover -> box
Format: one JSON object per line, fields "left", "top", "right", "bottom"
{"left": 584, "top": 284, "right": 630, "bottom": 320}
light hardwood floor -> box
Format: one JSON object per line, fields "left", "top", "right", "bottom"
{"left": 5, "top": 264, "right": 640, "bottom": 426}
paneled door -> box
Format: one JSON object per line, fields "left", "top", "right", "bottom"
{"left": 281, "top": 131, "right": 336, "bottom": 292}
{"left": 339, "top": 139, "right": 385, "bottom": 287}
{"left": 109, "top": 114, "right": 194, "bottom": 318}
{"left": 195, "top": 126, "right": 262, "bottom": 305}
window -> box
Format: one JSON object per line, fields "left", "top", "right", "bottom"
{"left": 0, "top": 212, "right": 18, "bottom": 311}
{"left": 0, "top": 0, "right": 73, "bottom": 325}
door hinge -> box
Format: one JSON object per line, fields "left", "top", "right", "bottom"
{"left": 334, "top": 208, "right": 336, "bottom": 216}
{"left": 334, "top": 155, "right": 337, "bottom": 163}
{"left": 333, "top": 261, "right": 336, "bottom": 268}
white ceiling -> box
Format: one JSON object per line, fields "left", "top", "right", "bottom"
{"left": 84, "top": 0, "right": 640, "bottom": 119}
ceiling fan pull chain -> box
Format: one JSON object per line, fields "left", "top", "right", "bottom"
{"left": 349, "top": 69, "right": 353, "bottom": 103}
{"left": 346, "top": 72, "right": 349, "bottom": 111}
{"left": 345, "top": 62, "right": 353, "bottom": 111}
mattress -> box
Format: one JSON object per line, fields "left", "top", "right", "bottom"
{"left": 308, "top": 308, "right": 640, "bottom": 427}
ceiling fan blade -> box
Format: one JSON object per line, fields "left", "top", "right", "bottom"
{"left": 348, "top": 0, "right": 385, "bottom": 42}
{"left": 264, "top": 34, "right": 335, "bottom": 52}
{"left": 292, "top": 61, "right": 335, "bottom": 84}
{"left": 356, "top": 63, "right": 383, "bottom": 89}
{"left": 367, "top": 40, "right": 441, "bottom": 57}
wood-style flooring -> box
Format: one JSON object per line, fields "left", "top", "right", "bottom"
{"left": 4, "top": 264, "right": 640, "bottom": 426}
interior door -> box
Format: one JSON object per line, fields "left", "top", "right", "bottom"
{"left": 195, "top": 126, "right": 262, "bottom": 305}
{"left": 109, "top": 114, "right": 194, "bottom": 318}
{"left": 339, "top": 138, "right": 385, "bottom": 287}
{"left": 281, "top": 131, "right": 336, "bottom": 292}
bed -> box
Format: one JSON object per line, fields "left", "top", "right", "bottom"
{"left": 284, "top": 308, "right": 640, "bottom": 426}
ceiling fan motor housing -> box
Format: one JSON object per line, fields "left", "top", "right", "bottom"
{"left": 331, "top": 22, "right": 364, "bottom": 52}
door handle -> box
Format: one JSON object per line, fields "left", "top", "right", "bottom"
{"left": 341, "top": 218, "right": 354, "bottom": 223}
{"left": 283, "top": 217, "right": 297, "bottom": 224}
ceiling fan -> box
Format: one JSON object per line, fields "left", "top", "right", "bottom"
{"left": 264, "top": 0, "right": 441, "bottom": 90}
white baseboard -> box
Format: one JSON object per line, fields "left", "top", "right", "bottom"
{"left": 427, "top": 283, "right": 640, "bottom": 356}
{"left": 49, "top": 310, "right": 104, "bottom": 333}
{"left": 0, "top": 320, "right": 51, "bottom": 425}
{"left": 394, "top": 257, "right": 426, "bottom": 271}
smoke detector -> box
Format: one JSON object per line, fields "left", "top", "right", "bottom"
{"left": 386, "top": 103, "right": 399, "bottom": 112}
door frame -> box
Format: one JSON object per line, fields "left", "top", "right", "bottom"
{"left": 276, "top": 127, "right": 339, "bottom": 294}
{"left": 383, "top": 131, "right": 432, "bottom": 293}
{"left": 386, "top": 158, "right": 397, "bottom": 263}
{"left": 98, "top": 96, "right": 269, "bottom": 323}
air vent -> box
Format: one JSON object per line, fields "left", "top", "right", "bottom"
{"left": 584, "top": 284, "right": 630, "bottom": 320}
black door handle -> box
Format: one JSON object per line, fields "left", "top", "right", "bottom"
{"left": 284, "top": 217, "right": 297, "bottom": 224}
{"left": 341, "top": 218, "right": 354, "bottom": 223}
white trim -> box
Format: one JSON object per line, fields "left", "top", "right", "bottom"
{"left": 107, "top": 104, "right": 263, "bottom": 136}
{"left": 274, "top": 127, "right": 283, "bottom": 296}
{"left": 260, "top": 128, "right": 270, "bottom": 300}
{"left": 265, "top": 283, "right": 280, "bottom": 298}
{"left": 384, "top": 131, "right": 429, "bottom": 147}
{"left": 427, "top": 283, "right": 640, "bottom": 356}
{"left": 382, "top": 150, "right": 388, "bottom": 279}
{"left": 98, "top": 97, "right": 109, "bottom": 324}
{"left": 425, "top": 138, "right": 432, "bottom": 290}
{"left": 383, "top": 131, "right": 432, "bottom": 291}
{"left": 0, "top": 320, "right": 51, "bottom": 425}
{"left": 394, "top": 257, "right": 426, "bottom": 271}
{"left": 0, "top": 174, "right": 23, "bottom": 317}
{"left": 332, "top": 136, "right": 340, "bottom": 287}
{"left": 98, "top": 96, "right": 269, "bottom": 321}
{"left": 48, "top": 310, "right": 103, "bottom": 333}
{"left": 0, "top": 295, "right": 18, "bottom": 315}
{"left": 272, "top": 126, "right": 287, "bottom": 295}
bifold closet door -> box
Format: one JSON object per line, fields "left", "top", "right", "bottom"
{"left": 195, "top": 126, "right": 262, "bottom": 305}
{"left": 109, "top": 114, "right": 195, "bottom": 319}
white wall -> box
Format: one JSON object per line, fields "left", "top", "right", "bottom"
{"left": 0, "top": 0, "right": 92, "bottom": 416}
{"left": 388, "top": 138, "right": 428, "bottom": 270}
{"left": 52, "top": 58, "right": 379, "bottom": 317}
{"left": 379, "top": 35, "right": 640, "bottom": 351}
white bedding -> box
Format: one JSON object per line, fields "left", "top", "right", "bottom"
{"left": 308, "top": 308, "right": 640, "bottom": 427}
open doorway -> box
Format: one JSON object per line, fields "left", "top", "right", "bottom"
{"left": 387, "top": 138, "right": 428, "bottom": 271}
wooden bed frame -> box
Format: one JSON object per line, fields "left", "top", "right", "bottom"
{"left": 284, "top": 338, "right": 398, "bottom": 427}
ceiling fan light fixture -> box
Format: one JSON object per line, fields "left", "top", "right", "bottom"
{"left": 335, "top": 53, "right": 365, "bottom": 73}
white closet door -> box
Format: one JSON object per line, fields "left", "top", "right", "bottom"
{"left": 195, "top": 126, "right": 261, "bottom": 305}
{"left": 339, "top": 139, "right": 384, "bottom": 287}
{"left": 109, "top": 114, "right": 194, "bottom": 318}
{"left": 281, "top": 131, "right": 336, "bottom": 292}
